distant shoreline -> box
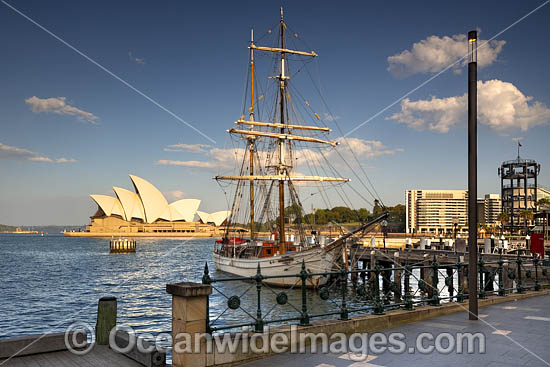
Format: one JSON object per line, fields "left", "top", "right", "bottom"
{"left": 1, "top": 230, "right": 39, "bottom": 234}
{"left": 63, "top": 231, "right": 216, "bottom": 238}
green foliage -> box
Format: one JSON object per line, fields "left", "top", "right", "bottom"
{"left": 386, "top": 204, "right": 406, "bottom": 232}
{"left": 497, "top": 212, "right": 509, "bottom": 224}
{"left": 300, "top": 204, "right": 406, "bottom": 232}
{"left": 302, "top": 207, "right": 360, "bottom": 225}
{"left": 518, "top": 210, "right": 534, "bottom": 221}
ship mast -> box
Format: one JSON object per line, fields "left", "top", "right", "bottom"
{"left": 216, "top": 8, "right": 345, "bottom": 249}
{"left": 278, "top": 7, "right": 286, "bottom": 253}
{"left": 249, "top": 28, "right": 256, "bottom": 240}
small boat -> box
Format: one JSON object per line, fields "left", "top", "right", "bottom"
{"left": 212, "top": 8, "right": 387, "bottom": 287}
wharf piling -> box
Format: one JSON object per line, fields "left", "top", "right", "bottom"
{"left": 110, "top": 239, "right": 136, "bottom": 253}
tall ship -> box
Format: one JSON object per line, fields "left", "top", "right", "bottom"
{"left": 213, "top": 9, "right": 387, "bottom": 287}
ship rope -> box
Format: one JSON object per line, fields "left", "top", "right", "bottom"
{"left": 285, "top": 29, "right": 386, "bottom": 209}
{"left": 217, "top": 16, "right": 388, "bottom": 244}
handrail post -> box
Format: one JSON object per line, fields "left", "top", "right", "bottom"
{"left": 373, "top": 263, "right": 385, "bottom": 315}
{"left": 479, "top": 254, "right": 487, "bottom": 299}
{"left": 446, "top": 266, "right": 454, "bottom": 300}
{"left": 299, "top": 260, "right": 310, "bottom": 326}
{"left": 431, "top": 255, "right": 440, "bottom": 306}
{"left": 497, "top": 249, "right": 505, "bottom": 296}
{"left": 457, "top": 259, "right": 464, "bottom": 303}
{"left": 534, "top": 253, "right": 541, "bottom": 291}
{"left": 403, "top": 262, "right": 414, "bottom": 310}
{"left": 255, "top": 264, "right": 264, "bottom": 332}
{"left": 516, "top": 251, "right": 524, "bottom": 293}
{"left": 339, "top": 267, "right": 349, "bottom": 320}
{"left": 202, "top": 262, "right": 212, "bottom": 334}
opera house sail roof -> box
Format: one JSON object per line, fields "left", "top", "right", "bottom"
{"left": 89, "top": 174, "right": 229, "bottom": 225}
{"left": 197, "top": 210, "right": 232, "bottom": 227}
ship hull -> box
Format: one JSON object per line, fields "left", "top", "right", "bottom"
{"left": 213, "top": 247, "right": 340, "bottom": 288}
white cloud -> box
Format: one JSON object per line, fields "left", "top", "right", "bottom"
{"left": 387, "top": 33, "right": 505, "bottom": 77}
{"left": 129, "top": 51, "right": 145, "bottom": 65}
{"left": 156, "top": 138, "right": 402, "bottom": 172}
{"left": 156, "top": 147, "right": 244, "bottom": 171}
{"left": 163, "top": 143, "right": 211, "bottom": 153}
{"left": 56, "top": 157, "right": 77, "bottom": 163}
{"left": 292, "top": 138, "right": 402, "bottom": 168}
{"left": 336, "top": 138, "right": 404, "bottom": 159}
{"left": 25, "top": 96, "right": 99, "bottom": 123}
{"left": 163, "top": 190, "right": 185, "bottom": 201}
{"left": 0, "top": 143, "right": 52, "bottom": 162}
{"left": 323, "top": 113, "right": 341, "bottom": 121}
{"left": 0, "top": 143, "right": 77, "bottom": 164}
{"left": 388, "top": 79, "right": 550, "bottom": 133}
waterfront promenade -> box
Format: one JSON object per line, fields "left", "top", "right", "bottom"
{"left": 243, "top": 294, "right": 550, "bottom": 367}
{"left": 1, "top": 291, "right": 549, "bottom": 366}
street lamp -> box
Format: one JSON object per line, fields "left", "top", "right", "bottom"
{"left": 381, "top": 220, "right": 388, "bottom": 250}
{"left": 490, "top": 234, "right": 495, "bottom": 254}
{"left": 452, "top": 217, "right": 459, "bottom": 240}
{"left": 525, "top": 234, "right": 531, "bottom": 255}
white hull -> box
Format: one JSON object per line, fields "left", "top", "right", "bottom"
{"left": 213, "top": 247, "right": 339, "bottom": 288}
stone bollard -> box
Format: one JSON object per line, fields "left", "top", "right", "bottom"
{"left": 166, "top": 282, "right": 212, "bottom": 367}
{"left": 96, "top": 296, "right": 117, "bottom": 345}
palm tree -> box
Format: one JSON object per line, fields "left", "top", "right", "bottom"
{"left": 538, "top": 198, "right": 550, "bottom": 240}
{"left": 497, "top": 212, "right": 509, "bottom": 236}
{"left": 518, "top": 210, "right": 534, "bottom": 235}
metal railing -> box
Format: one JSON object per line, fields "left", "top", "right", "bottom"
{"left": 201, "top": 251, "right": 549, "bottom": 334}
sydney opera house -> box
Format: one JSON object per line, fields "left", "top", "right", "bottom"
{"left": 65, "top": 174, "right": 230, "bottom": 237}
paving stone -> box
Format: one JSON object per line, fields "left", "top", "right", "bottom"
{"left": 239, "top": 295, "right": 550, "bottom": 367}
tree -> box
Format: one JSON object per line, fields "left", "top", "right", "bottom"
{"left": 283, "top": 204, "right": 303, "bottom": 224}
{"left": 299, "top": 204, "right": 405, "bottom": 231}
{"left": 497, "top": 212, "right": 509, "bottom": 224}
{"left": 386, "top": 204, "right": 406, "bottom": 232}
{"left": 518, "top": 210, "right": 534, "bottom": 235}
{"left": 497, "top": 212, "right": 509, "bottom": 236}
{"left": 537, "top": 198, "right": 550, "bottom": 241}
{"left": 373, "top": 199, "right": 383, "bottom": 216}
{"left": 356, "top": 208, "right": 371, "bottom": 223}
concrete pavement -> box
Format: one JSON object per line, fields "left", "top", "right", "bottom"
{"left": 241, "top": 294, "right": 550, "bottom": 367}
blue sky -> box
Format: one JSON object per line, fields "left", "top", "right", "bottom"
{"left": 1, "top": 0, "right": 549, "bottom": 225}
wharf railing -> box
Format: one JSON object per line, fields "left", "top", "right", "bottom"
{"left": 201, "top": 251, "right": 550, "bottom": 334}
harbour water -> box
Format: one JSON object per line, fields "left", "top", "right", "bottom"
{"left": 0, "top": 234, "right": 341, "bottom": 339}
{"left": 0, "top": 234, "right": 445, "bottom": 340}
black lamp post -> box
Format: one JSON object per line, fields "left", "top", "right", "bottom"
{"left": 467, "top": 29, "right": 479, "bottom": 320}
{"left": 381, "top": 220, "right": 388, "bottom": 250}
{"left": 452, "top": 217, "right": 459, "bottom": 252}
